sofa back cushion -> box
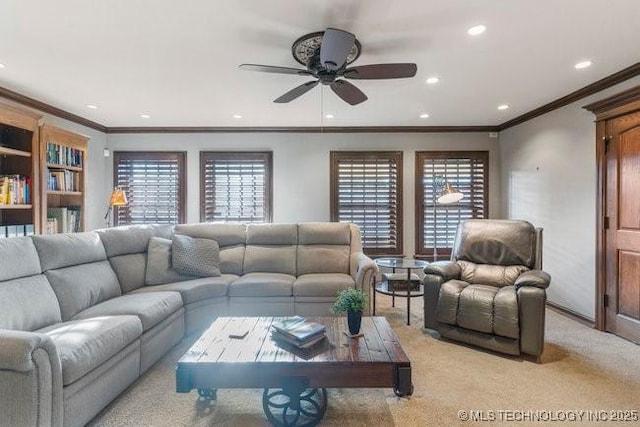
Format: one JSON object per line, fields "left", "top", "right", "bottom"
{"left": 0, "top": 237, "right": 61, "bottom": 331}
{"left": 244, "top": 224, "right": 297, "bottom": 275}
{"left": 32, "top": 232, "right": 121, "bottom": 320}
{"left": 297, "top": 223, "right": 351, "bottom": 274}
{"left": 44, "top": 261, "right": 121, "bottom": 320}
{"left": 0, "top": 236, "right": 42, "bottom": 281}
{"left": 98, "top": 225, "right": 174, "bottom": 293}
{"left": 0, "top": 275, "right": 62, "bottom": 331}
{"left": 175, "top": 223, "right": 246, "bottom": 275}
{"left": 32, "top": 232, "right": 107, "bottom": 271}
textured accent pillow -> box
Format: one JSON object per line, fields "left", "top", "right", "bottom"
{"left": 145, "top": 237, "right": 192, "bottom": 285}
{"left": 172, "top": 235, "right": 221, "bottom": 277}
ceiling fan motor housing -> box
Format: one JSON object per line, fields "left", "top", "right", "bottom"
{"left": 306, "top": 50, "right": 343, "bottom": 84}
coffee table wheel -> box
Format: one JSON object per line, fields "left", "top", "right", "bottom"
{"left": 262, "top": 387, "right": 327, "bottom": 427}
{"left": 393, "top": 384, "right": 414, "bottom": 397}
{"left": 197, "top": 388, "right": 217, "bottom": 401}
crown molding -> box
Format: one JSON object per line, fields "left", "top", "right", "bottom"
{"left": 497, "top": 61, "right": 640, "bottom": 131}
{"left": 0, "top": 86, "right": 107, "bottom": 133}
{"left": 105, "top": 125, "right": 499, "bottom": 134}
{"left": 2, "top": 61, "right": 640, "bottom": 135}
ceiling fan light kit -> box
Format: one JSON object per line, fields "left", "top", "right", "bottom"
{"left": 239, "top": 27, "right": 418, "bottom": 105}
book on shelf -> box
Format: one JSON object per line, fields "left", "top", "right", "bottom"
{"left": 48, "top": 169, "right": 80, "bottom": 192}
{"left": 47, "top": 206, "right": 81, "bottom": 233}
{"left": 0, "top": 175, "right": 31, "bottom": 205}
{"left": 271, "top": 316, "right": 327, "bottom": 348}
{"left": 46, "top": 142, "right": 83, "bottom": 168}
{"left": 0, "top": 224, "right": 35, "bottom": 238}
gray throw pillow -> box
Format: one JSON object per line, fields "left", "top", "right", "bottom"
{"left": 172, "top": 235, "right": 221, "bottom": 277}
{"left": 145, "top": 237, "right": 192, "bottom": 285}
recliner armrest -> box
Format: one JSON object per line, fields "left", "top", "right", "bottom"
{"left": 515, "top": 270, "right": 551, "bottom": 290}
{"left": 423, "top": 261, "right": 461, "bottom": 281}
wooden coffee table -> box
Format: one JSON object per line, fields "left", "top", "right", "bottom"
{"left": 176, "top": 316, "right": 412, "bottom": 426}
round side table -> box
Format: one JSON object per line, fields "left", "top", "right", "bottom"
{"left": 374, "top": 258, "right": 428, "bottom": 325}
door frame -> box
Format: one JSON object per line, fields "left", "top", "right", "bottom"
{"left": 584, "top": 85, "right": 640, "bottom": 331}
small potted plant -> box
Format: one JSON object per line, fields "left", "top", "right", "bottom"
{"left": 331, "top": 288, "right": 367, "bottom": 335}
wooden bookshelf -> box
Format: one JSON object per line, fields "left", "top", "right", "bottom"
{"left": 0, "top": 101, "right": 41, "bottom": 234}
{"left": 40, "top": 124, "right": 88, "bottom": 234}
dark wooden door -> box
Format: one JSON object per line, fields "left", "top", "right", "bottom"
{"left": 605, "top": 110, "right": 640, "bottom": 344}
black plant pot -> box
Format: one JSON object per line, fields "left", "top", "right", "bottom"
{"left": 347, "top": 311, "right": 363, "bottom": 335}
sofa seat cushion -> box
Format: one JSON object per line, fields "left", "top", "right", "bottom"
{"left": 130, "top": 275, "right": 237, "bottom": 304}
{"left": 437, "top": 280, "right": 519, "bottom": 339}
{"left": 229, "top": 273, "right": 294, "bottom": 297}
{"left": 71, "top": 292, "right": 182, "bottom": 331}
{"left": 293, "top": 273, "right": 355, "bottom": 297}
{"left": 38, "top": 315, "right": 142, "bottom": 386}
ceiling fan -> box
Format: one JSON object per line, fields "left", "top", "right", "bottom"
{"left": 239, "top": 28, "right": 417, "bottom": 105}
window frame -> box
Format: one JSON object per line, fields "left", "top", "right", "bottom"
{"left": 330, "top": 150, "right": 403, "bottom": 256}
{"left": 199, "top": 151, "right": 273, "bottom": 223}
{"left": 415, "top": 150, "right": 489, "bottom": 260}
{"left": 112, "top": 151, "right": 187, "bottom": 226}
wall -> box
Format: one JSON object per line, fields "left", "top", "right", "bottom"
{"left": 106, "top": 132, "right": 500, "bottom": 256}
{"left": 498, "top": 76, "right": 640, "bottom": 320}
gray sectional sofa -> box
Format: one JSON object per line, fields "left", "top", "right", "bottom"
{"left": 0, "top": 222, "right": 376, "bottom": 427}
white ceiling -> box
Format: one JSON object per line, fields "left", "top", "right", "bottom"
{"left": 1, "top": 0, "right": 639, "bottom": 128}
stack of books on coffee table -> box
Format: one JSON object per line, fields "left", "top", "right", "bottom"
{"left": 271, "top": 316, "right": 327, "bottom": 349}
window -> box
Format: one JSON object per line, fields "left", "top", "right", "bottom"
{"left": 330, "top": 151, "right": 403, "bottom": 256}
{"left": 415, "top": 151, "right": 488, "bottom": 259}
{"left": 200, "top": 152, "right": 273, "bottom": 222}
{"left": 113, "top": 151, "right": 186, "bottom": 225}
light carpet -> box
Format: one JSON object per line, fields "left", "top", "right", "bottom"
{"left": 89, "top": 297, "right": 640, "bottom": 426}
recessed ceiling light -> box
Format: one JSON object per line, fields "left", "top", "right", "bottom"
{"left": 575, "top": 60, "right": 592, "bottom": 69}
{"left": 86, "top": 104, "right": 98, "bottom": 109}
{"left": 426, "top": 77, "right": 439, "bottom": 85}
{"left": 233, "top": 114, "right": 242, "bottom": 119}
{"left": 467, "top": 25, "right": 486, "bottom": 36}
{"left": 140, "top": 114, "right": 151, "bottom": 119}
{"left": 420, "top": 113, "right": 430, "bottom": 119}
{"left": 0, "top": 63, "right": 5, "bottom": 69}
{"left": 325, "top": 114, "right": 334, "bottom": 119}
{"left": 498, "top": 104, "right": 509, "bottom": 110}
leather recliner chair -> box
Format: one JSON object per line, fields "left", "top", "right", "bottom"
{"left": 423, "top": 219, "right": 551, "bottom": 357}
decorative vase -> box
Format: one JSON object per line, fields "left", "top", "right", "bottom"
{"left": 347, "top": 311, "right": 363, "bottom": 335}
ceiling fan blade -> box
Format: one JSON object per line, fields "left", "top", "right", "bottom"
{"left": 320, "top": 28, "right": 356, "bottom": 71}
{"left": 343, "top": 63, "right": 418, "bottom": 79}
{"left": 274, "top": 80, "right": 319, "bottom": 103}
{"left": 239, "top": 64, "right": 311, "bottom": 76}
{"left": 330, "top": 80, "right": 368, "bottom": 105}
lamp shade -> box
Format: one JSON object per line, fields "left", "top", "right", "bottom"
{"left": 437, "top": 182, "right": 464, "bottom": 205}
{"left": 108, "top": 188, "right": 128, "bottom": 207}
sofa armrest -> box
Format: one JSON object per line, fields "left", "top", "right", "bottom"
{"left": 515, "top": 270, "right": 551, "bottom": 290}
{"left": 423, "top": 261, "right": 461, "bottom": 281}
{"left": 351, "top": 252, "right": 378, "bottom": 292}
{"left": 0, "top": 329, "right": 63, "bottom": 427}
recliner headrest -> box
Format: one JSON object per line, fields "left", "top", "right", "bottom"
{"left": 452, "top": 220, "right": 536, "bottom": 268}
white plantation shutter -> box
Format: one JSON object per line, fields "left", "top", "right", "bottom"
{"left": 416, "top": 151, "right": 488, "bottom": 259}
{"left": 113, "top": 152, "right": 186, "bottom": 225}
{"left": 200, "top": 152, "right": 272, "bottom": 222}
{"left": 331, "top": 151, "right": 403, "bottom": 255}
